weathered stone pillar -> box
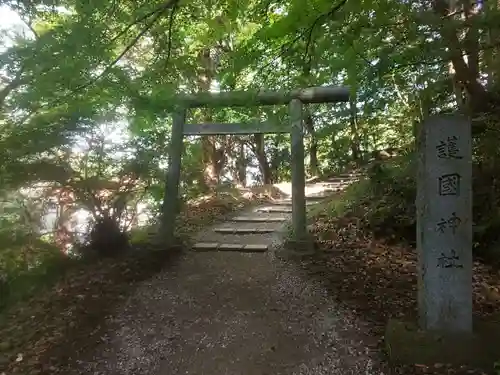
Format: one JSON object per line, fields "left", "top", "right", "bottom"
{"left": 161, "top": 108, "right": 186, "bottom": 247}
{"left": 417, "top": 114, "right": 472, "bottom": 332}
{"left": 289, "top": 98, "right": 306, "bottom": 242}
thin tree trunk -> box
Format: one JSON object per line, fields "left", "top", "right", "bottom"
{"left": 450, "top": 61, "right": 467, "bottom": 111}
{"left": 300, "top": 45, "right": 319, "bottom": 176}
{"left": 304, "top": 109, "right": 318, "bottom": 176}
{"left": 349, "top": 95, "right": 361, "bottom": 163}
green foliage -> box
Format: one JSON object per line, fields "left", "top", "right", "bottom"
{"left": 324, "top": 112, "right": 500, "bottom": 258}
{"left": 470, "top": 114, "right": 500, "bottom": 260}
{"left": 1, "top": 2, "right": 500, "bottom": 375}
{"left": 323, "top": 152, "right": 417, "bottom": 243}
{"left": 0, "top": 238, "right": 74, "bottom": 310}
{"left": 0, "top": 0, "right": 499, "bottom": 317}
{"left": 363, "top": 153, "right": 417, "bottom": 241}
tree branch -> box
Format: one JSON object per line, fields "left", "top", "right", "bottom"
{"left": 72, "top": 0, "right": 181, "bottom": 94}
{"left": 164, "top": 0, "right": 179, "bottom": 69}
{"left": 257, "top": 0, "right": 348, "bottom": 82}
{"left": 390, "top": 39, "right": 500, "bottom": 73}
{"left": 109, "top": 2, "right": 170, "bottom": 44}
{"left": 392, "top": 74, "right": 410, "bottom": 108}
{"left": 0, "top": 66, "right": 25, "bottom": 108}
{"left": 20, "top": 15, "right": 39, "bottom": 40}
{"left": 303, "top": 0, "right": 348, "bottom": 63}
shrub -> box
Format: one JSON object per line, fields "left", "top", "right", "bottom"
{"left": 329, "top": 127, "right": 500, "bottom": 257}
{"left": 80, "top": 217, "right": 130, "bottom": 258}
{"left": 328, "top": 151, "right": 418, "bottom": 244}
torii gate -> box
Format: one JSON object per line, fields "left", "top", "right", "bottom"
{"left": 160, "top": 86, "right": 350, "bottom": 247}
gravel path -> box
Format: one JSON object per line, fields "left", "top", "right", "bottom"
{"left": 72, "top": 251, "right": 380, "bottom": 375}
{"left": 67, "top": 176, "right": 381, "bottom": 374}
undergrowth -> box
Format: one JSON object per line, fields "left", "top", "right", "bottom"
{"left": 0, "top": 183, "right": 272, "bottom": 374}
{"left": 303, "top": 132, "right": 500, "bottom": 374}
{"left": 0, "top": 248, "right": 79, "bottom": 311}
{"left": 315, "top": 139, "right": 500, "bottom": 258}
{"left": 310, "top": 152, "right": 416, "bottom": 245}
{"left": 0, "top": 183, "right": 275, "bottom": 314}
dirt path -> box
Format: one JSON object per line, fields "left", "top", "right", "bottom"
{"left": 63, "top": 176, "right": 383, "bottom": 375}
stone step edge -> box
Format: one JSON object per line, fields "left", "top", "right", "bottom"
{"left": 231, "top": 217, "right": 287, "bottom": 222}
{"left": 271, "top": 200, "right": 320, "bottom": 206}
{"left": 191, "top": 242, "right": 268, "bottom": 252}
{"left": 257, "top": 207, "right": 293, "bottom": 213}
{"left": 213, "top": 228, "right": 276, "bottom": 234}
{"left": 322, "top": 188, "right": 346, "bottom": 192}
{"left": 324, "top": 176, "right": 362, "bottom": 181}
{"left": 306, "top": 173, "right": 364, "bottom": 182}
{"left": 323, "top": 181, "right": 355, "bottom": 185}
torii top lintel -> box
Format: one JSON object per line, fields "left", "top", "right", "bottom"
{"left": 178, "top": 86, "right": 350, "bottom": 108}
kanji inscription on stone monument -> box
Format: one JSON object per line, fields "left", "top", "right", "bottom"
{"left": 437, "top": 249, "right": 463, "bottom": 269}
{"left": 438, "top": 173, "right": 461, "bottom": 196}
{"left": 417, "top": 114, "right": 472, "bottom": 333}
{"left": 436, "top": 212, "right": 462, "bottom": 234}
{"left": 436, "top": 135, "right": 463, "bottom": 159}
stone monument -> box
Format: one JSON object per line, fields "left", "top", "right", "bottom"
{"left": 417, "top": 114, "right": 472, "bottom": 332}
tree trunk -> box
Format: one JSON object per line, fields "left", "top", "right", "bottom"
{"left": 253, "top": 134, "right": 272, "bottom": 185}
{"left": 349, "top": 95, "right": 361, "bottom": 163}
{"left": 304, "top": 109, "right": 318, "bottom": 176}
{"left": 433, "top": 0, "right": 491, "bottom": 111}
{"left": 202, "top": 136, "right": 217, "bottom": 186}
{"left": 463, "top": 0, "right": 481, "bottom": 108}
{"left": 235, "top": 140, "right": 247, "bottom": 187}
{"left": 483, "top": 0, "right": 500, "bottom": 87}
{"left": 299, "top": 47, "right": 319, "bottom": 176}
{"left": 197, "top": 47, "right": 224, "bottom": 189}
{"left": 463, "top": 0, "right": 480, "bottom": 80}
{"left": 449, "top": 61, "right": 467, "bottom": 111}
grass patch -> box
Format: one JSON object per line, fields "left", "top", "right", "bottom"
{"left": 306, "top": 179, "right": 371, "bottom": 221}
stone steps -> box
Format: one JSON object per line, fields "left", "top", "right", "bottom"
{"left": 335, "top": 172, "right": 363, "bottom": 178}
{"left": 323, "top": 181, "right": 354, "bottom": 187}
{"left": 306, "top": 172, "right": 363, "bottom": 184}
{"left": 272, "top": 200, "right": 320, "bottom": 206}
{"left": 323, "top": 176, "right": 362, "bottom": 184}
{"left": 256, "top": 206, "right": 292, "bottom": 213}
{"left": 213, "top": 227, "right": 276, "bottom": 234}
{"left": 322, "top": 188, "right": 344, "bottom": 193}
{"left": 191, "top": 242, "right": 269, "bottom": 252}
{"left": 231, "top": 216, "right": 288, "bottom": 223}
{"left": 191, "top": 173, "right": 363, "bottom": 253}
